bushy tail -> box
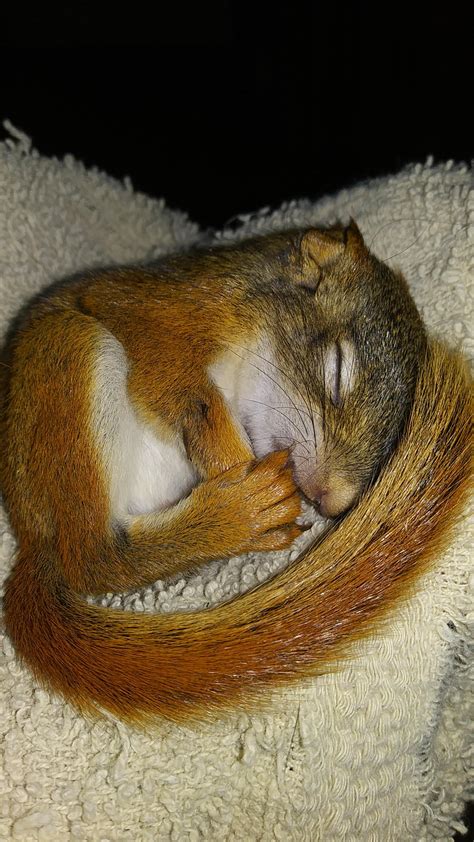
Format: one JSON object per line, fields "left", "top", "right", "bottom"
{"left": 4, "top": 341, "right": 472, "bottom": 724}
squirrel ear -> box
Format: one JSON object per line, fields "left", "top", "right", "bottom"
{"left": 294, "top": 220, "right": 365, "bottom": 290}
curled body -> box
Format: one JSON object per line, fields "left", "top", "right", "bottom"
{"left": 0, "top": 222, "right": 471, "bottom": 723}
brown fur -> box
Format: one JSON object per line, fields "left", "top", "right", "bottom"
{"left": 0, "top": 225, "right": 471, "bottom": 724}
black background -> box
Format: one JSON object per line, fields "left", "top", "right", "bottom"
{"left": 1, "top": 2, "right": 472, "bottom": 230}
{"left": 1, "top": 2, "right": 472, "bottom": 835}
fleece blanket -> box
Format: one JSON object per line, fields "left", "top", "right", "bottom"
{"left": 0, "top": 122, "right": 472, "bottom": 841}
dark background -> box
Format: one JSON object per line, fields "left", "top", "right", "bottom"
{"left": 1, "top": 2, "right": 472, "bottom": 835}
{"left": 1, "top": 3, "right": 472, "bottom": 231}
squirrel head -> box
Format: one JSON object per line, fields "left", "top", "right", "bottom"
{"left": 219, "top": 222, "right": 427, "bottom": 517}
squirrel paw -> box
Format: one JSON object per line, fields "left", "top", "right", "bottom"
{"left": 198, "top": 449, "right": 304, "bottom": 555}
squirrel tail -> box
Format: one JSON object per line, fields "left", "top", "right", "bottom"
{"left": 4, "top": 341, "right": 473, "bottom": 723}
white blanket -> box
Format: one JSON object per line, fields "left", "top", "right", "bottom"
{"left": 0, "top": 122, "right": 472, "bottom": 841}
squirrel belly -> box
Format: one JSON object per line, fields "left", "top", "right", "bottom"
{"left": 0, "top": 225, "right": 472, "bottom": 724}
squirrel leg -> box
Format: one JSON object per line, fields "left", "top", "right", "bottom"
{"left": 181, "top": 382, "right": 254, "bottom": 478}
{"left": 130, "top": 449, "right": 302, "bottom": 576}
{"left": 84, "top": 384, "right": 303, "bottom": 595}
{"left": 80, "top": 449, "right": 303, "bottom": 595}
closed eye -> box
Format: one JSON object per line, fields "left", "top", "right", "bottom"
{"left": 324, "top": 341, "right": 342, "bottom": 406}
{"left": 323, "top": 339, "right": 357, "bottom": 405}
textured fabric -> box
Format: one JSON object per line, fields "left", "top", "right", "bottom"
{"left": 0, "top": 123, "right": 472, "bottom": 841}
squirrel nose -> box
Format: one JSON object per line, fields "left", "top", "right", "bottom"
{"left": 313, "top": 488, "right": 330, "bottom": 518}
{"left": 291, "top": 458, "right": 359, "bottom": 518}
{"left": 313, "top": 488, "right": 340, "bottom": 519}
{"left": 310, "top": 478, "right": 358, "bottom": 518}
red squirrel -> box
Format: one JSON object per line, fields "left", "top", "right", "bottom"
{"left": 0, "top": 222, "right": 471, "bottom": 723}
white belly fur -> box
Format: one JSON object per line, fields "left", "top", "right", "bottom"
{"left": 92, "top": 333, "right": 198, "bottom": 520}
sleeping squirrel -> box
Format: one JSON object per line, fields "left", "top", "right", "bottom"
{"left": 0, "top": 221, "right": 471, "bottom": 723}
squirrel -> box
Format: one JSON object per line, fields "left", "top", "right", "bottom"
{"left": 0, "top": 221, "right": 471, "bottom": 724}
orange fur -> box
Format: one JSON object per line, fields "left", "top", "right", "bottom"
{"left": 0, "top": 227, "right": 471, "bottom": 724}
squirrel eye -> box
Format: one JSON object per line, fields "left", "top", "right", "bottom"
{"left": 324, "top": 342, "right": 342, "bottom": 406}
{"left": 323, "top": 339, "right": 358, "bottom": 406}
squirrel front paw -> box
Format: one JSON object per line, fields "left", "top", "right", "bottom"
{"left": 182, "top": 392, "right": 254, "bottom": 478}
{"left": 194, "top": 449, "right": 304, "bottom": 556}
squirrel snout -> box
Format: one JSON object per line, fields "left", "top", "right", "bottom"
{"left": 298, "top": 471, "right": 358, "bottom": 519}
{"left": 289, "top": 445, "right": 359, "bottom": 519}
